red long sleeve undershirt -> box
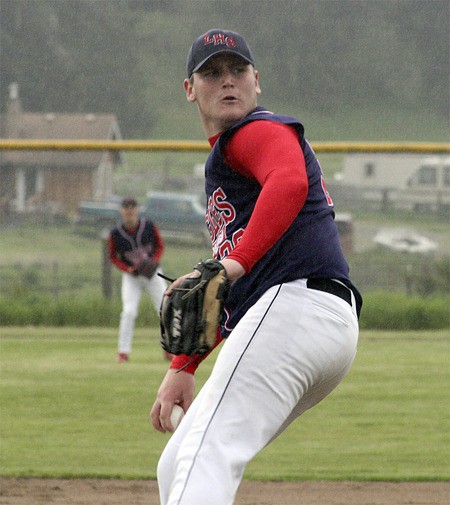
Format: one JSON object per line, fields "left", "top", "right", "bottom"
{"left": 171, "top": 120, "right": 308, "bottom": 374}
{"left": 223, "top": 120, "right": 308, "bottom": 272}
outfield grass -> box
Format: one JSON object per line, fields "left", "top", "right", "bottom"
{"left": 0, "top": 327, "right": 448, "bottom": 481}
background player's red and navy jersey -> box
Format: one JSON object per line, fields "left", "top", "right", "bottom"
{"left": 109, "top": 218, "right": 164, "bottom": 272}
{"left": 205, "top": 107, "right": 362, "bottom": 336}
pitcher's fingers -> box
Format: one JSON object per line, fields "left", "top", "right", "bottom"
{"left": 150, "top": 401, "right": 165, "bottom": 433}
{"left": 165, "top": 270, "right": 200, "bottom": 295}
{"left": 158, "top": 402, "right": 177, "bottom": 433}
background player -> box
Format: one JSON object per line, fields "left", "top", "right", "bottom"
{"left": 150, "top": 29, "right": 363, "bottom": 504}
{"left": 109, "top": 196, "right": 168, "bottom": 362}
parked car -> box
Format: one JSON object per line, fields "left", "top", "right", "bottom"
{"left": 75, "top": 200, "right": 121, "bottom": 230}
{"left": 75, "top": 191, "right": 209, "bottom": 244}
{"left": 143, "top": 191, "right": 209, "bottom": 244}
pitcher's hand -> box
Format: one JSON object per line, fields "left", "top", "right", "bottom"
{"left": 150, "top": 369, "right": 195, "bottom": 433}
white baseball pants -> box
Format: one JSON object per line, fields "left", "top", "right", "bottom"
{"left": 156, "top": 278, "right": 359, "bottom": 505}
{"left": 118, "top": 270, "right": 167, "bottom": 354}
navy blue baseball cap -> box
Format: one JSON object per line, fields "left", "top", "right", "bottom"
{"left": 187, "top": 29, "right": 255, "bottom": 78}
{"left": 121, "top": 196, "right": 138, "bottom": 207}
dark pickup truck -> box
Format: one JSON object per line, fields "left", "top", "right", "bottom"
{"left": 75, "top": 191, "right": 210, "bottom": 244}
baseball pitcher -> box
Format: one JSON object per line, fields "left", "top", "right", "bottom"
{"left": 150, "top": 29, "right": 363, "bottom": 505}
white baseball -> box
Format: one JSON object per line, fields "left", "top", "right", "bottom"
{"left": 170, "top": 404, "right": 185, "bottom": 430}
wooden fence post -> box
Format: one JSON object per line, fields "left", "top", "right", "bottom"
{"left": 100, "top": 228, "right": 112, "bottom": 299}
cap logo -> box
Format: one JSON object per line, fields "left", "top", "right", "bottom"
{"left": 204, "top": 33, "right": 237, "bottom": 48}
{"left": 187, "top": 29, "right": 254, "bottom": 77}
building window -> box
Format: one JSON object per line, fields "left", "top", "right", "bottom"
{"left": 364, "top": 163, "right": 375, "bottom": 177}
{"left": 25, "top": 170, "right": 38, "bottom": 199}
{"left": 417, "top": 166, "right": 437, "bottom": 185}
{"left": 443, "top": 166, "right": 450, "bottom": 186}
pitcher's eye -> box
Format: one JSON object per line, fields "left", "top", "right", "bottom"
{"left": 202, "top": 69, "right": 220, "bottom": 79}
{"left": 231, "top": 65, "right": 246, "bottom": 75}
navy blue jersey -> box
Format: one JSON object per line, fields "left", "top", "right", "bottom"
{"left": 205, "top": 107, "right": 362, "bottom": 336}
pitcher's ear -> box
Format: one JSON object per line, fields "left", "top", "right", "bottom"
{"left": 184, "top": 78, "right": 196, "bottom": 103}
{"left": 254, "top": 70, "right": 261, "bottom": 96}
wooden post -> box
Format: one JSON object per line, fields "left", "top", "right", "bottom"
{"left": 100, "top": 228, "right": 112, "bottom": 299}
{"left": 52, "top": 260, "right": 59, "bottom": 299}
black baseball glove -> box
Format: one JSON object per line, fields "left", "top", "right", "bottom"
{"left": 124, "top": 246, "right": 158, "bottom": 279}
{"left": 159, "top": 259, "right": 230, "bottom": 356}
{"left": 136, "top": 259, "right": 158, "bottom": 279}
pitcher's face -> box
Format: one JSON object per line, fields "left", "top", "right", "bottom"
{"left": 184, "top": 54, "right": 261, "bottom": 136}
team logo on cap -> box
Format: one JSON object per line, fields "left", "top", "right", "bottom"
{"left": 204, "top": 33, "right": 237, "bottom": 48}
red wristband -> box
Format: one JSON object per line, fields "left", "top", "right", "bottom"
{"left": 170, "top": 354, "right": 200, "bottom": 375}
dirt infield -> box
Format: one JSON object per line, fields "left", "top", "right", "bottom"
{"left": 0, "top": 478, "right": 449, "bottom": 505}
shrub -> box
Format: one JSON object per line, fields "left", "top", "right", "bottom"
{"left": 0, "top": 295, "right": 160, "bottom": 328}
{"left": 1, "top": 291, "right": 448, "bottom": 330}
{"left": 359, "top": 292, "right": 449, "bottom": 330}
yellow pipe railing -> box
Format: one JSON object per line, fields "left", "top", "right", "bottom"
{"left": 0, "top": 139, "right": 449, "bottom": 153}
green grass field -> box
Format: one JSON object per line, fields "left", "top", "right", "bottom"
{"left": 1, "top": 327, "right": 448, "bottom": 481}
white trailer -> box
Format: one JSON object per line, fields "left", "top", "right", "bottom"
{"left": 341, "top": 153, "right": 450, "bottom": 213}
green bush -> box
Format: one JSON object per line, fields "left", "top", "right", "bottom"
{"left": 359, "top": 292, "right": 450, "bottom": 330}
{"left": 1, "top": 291, "right": 448, "bottom": 330}
{"left": 0, "top": 295, "right": 160, "bottom": 328}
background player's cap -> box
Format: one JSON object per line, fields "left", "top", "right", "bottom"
{"left": 187, "top": 29, "right": 254, "bottom": 78}
{"left": 121, "top": 196, "right": 138, "bottom": 207}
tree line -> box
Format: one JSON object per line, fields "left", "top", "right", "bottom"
{"left": 1, "top": 0, "right": 448, "bottom": 138}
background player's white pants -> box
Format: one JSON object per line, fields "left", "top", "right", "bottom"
{"left": 157, "top": 279, "right": 359, "bottom": 505}
{"left": 118, "top": 270, "right": 166, "bottom": 354}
